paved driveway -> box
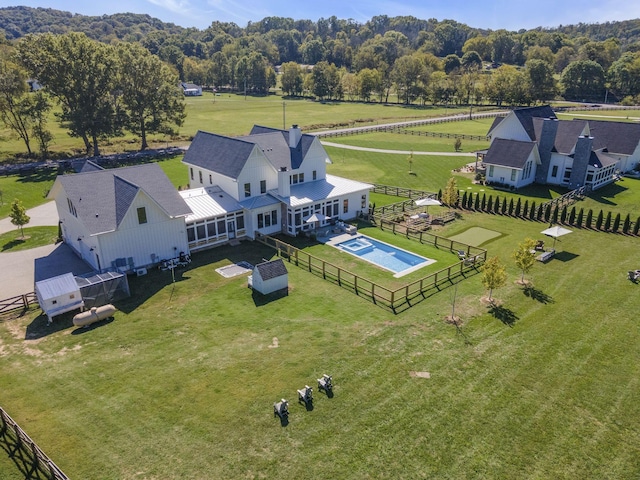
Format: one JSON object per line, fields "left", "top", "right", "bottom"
{"left": 0, "top": 243, "right": 93, "bottom": 298}
{"left": 0, "top": 202, "right": 92, "bottom": 299}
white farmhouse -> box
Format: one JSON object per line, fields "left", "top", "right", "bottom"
{"left": 49, "top": 163, "right": 192, "bottom": 273}
{"left": 181, "top": 125, "right": 371, "bottom": 251}
{"left": 483, "top": 105, "right": 639, "bottom": 190}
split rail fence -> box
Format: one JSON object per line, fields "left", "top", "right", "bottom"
{"left": 256, "top": 232, "right": 485, "bottom": 313}
{"left": 0, "top": 407, "right": 68, "bottom": 480}
{"left": 0, "top": 293, "right": 38, "bottom": 316}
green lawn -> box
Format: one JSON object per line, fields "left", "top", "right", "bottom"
{"left": 324, "top": 131, "right": 489, "bottom": 153}
{"left": 1, "top": 214, "right": 639, "bottom": 479}
{"left": 0, "top": 169, "right": 56, "bottom": 219}
{"left": 0, "top": 226, "right": 58, "bottom": 252}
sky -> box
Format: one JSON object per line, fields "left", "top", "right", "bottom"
{"left": 2, "top": 0, "right": 640, "bottom": 31}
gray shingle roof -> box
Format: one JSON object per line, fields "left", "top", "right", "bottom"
{"left": 183, "top": 126, "right": 317, "bottom": 178}
{"left": 585, "top": 119, "right": 640, "bottom": 155}
{"left": 487, "top": 116, "right": 504, "bottom": 136}
{"left": 484, "top": 138, "right": 537, "bottom": 169}
{"left": 255, "top": 258, "right": 287, "bottom": 280}
{"left": 57, "top": 163, "right": 191, "bottom": 235}
{"left": 532, "top": 118, "right": 588, "bottom": 154}
{"left": 513, "top": 105, "right": 557, "bottom": 140}
{"left": 591, "top": 150, "right": 618, "bottom": 168}
{"left": 183, "top": 130, "right": 256, "bottom": 179}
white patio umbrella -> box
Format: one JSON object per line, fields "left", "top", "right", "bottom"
{"left": 415, "top": 197, "right": 441, "bottom": 213}
{"left": 304, "top": 212, "right": 328, "bottom": 224}
{"left": 541, "top": 225, "right": 572, "bottom": 249}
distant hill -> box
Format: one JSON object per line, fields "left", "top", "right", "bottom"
{"left": 0, "top": 6, "right": 185, "bottom": 41}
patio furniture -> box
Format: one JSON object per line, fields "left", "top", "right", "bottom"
{"left": 457, "top": 250, "right": 467, "bottom": 260}
{"left": 317, "top": 374, "right": 333, "bottom": 394}
{"left": 536, "top": 249, "right": 555, "bottom": 262}
{"left": 628, "top": 270, "right": 640, "bottom": 282}
{"left": 344, "top": 224, "right": 357, "bottom": 235}
{"left": 297, "top": 385, "right": 313, "bottom": 406}
{"left": 535, "top": 240, "right": 545, "bottom": 251}
{"left": 273, "top": 399, "right": 289, "bottom": 419}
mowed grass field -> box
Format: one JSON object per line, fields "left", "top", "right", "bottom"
{"left": 1, "top": 98, "right": 640, "bottom": 478}
{"left": 1, "top": 213, "right": 639, "bottom": 479}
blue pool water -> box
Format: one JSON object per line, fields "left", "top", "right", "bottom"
{"left": 336, "top": 236, "right": 433, "bottom": 276}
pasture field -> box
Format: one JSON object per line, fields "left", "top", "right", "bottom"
{"left": 1, "top": 213, "right": 639, "bottom": 479}
{"left": 323, "top": 131, "right": 490, "bottom": 153}
{"left": 0, "top": 94, "right": 465, "bottom": 160}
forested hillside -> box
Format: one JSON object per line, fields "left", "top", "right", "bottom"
{"left": 2, "top": 6, "right": 640, "bottom": 159}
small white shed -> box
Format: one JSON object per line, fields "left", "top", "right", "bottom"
{"left": 35, "top": 273, "right": 84, "bottom": 324}
{"left": 248, "top": 259, "right": 288, "bottom": 295}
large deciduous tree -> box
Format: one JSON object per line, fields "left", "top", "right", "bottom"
{"left": 525, "top": 59, "right": 557, "bottom": 103}
{"left": 115, "top": 43, "right": 186, "bottom": 151}
{"left": 561, "top": 59, "right": 606, "bottom": 102}
{"left": 17, "top": 32, "right": 119, "bottom": 156}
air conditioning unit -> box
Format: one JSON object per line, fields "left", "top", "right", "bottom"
{"left": 136, "top": 268, "right": 148, "bottom": 276}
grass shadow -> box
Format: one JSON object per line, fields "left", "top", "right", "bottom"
{"left": 71, "top": 316, "right": 114, "bottom": 335}
{"left": 587, "top": 182, "right": 627, "bottom": 206}
{"left": 1, "top": 238, "right": 26, "bottom": 251}
{"left": 553, "top": 251, "right": 579, "bottom": 262}
{"left": 488, "top": 303, "right": 519, "bottom": 327}
{"left": 25, "top": 311, "right": 77, "bottom": 340}
{"left": 252, "top": 288, "right": 289, "bottom": 307}
{"left": 523, "top": 285, "right": 554, "bottom": 304}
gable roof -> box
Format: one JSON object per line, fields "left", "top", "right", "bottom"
{"left": 585, "top": 119, "right": 640, "bottom": 155}
{"left": 246, "top": 125, "right": 315, "bottom": 170}
{"left": 512, "top": 105, "right": 557, "bottom": 141}
{"left": 483, "top": 138, "right": 537, "bottom": 169}
{"left": 532, "top": 118, "right": 588, "bottom": 154}
{"left": 55, "top": 163, "right": 191, "bottom": 235}
{"left": 255, "top": 258, "right": 287, "bottom": 280}
{"left": 183, "top": 130, "right": 257, "bottom": 179}
{"left": 590, "top": 150, "right": 619, "bottom": 169}
{"left": 183, "top": 126, "right": 317, "bottom": 178}
{"left": 487, "top": 116, "right": 504, "bottom": 136}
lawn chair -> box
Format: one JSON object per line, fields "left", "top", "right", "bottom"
{"left": 273, "top": 399, "right": 289, "bottom": 419}
{"left": 628, "top": 270, "right": 640, "bottom": 283}
{"left": 457, "top": 250, "right": 467, "bottom": 260}
{"left": 317, "top": 374, "right": 333, "bottom": 394}
{"left": 297, "top": 385, "right": 313, "bottom": 406}
{"left": 535, "top": 240, "right": 545, "bottom": 251}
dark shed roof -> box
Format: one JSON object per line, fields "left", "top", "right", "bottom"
{"left": 255, "top": 258, "right": 288, "bottom": 280}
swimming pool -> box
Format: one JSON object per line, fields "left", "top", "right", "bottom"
{"left": 336, "top": 235, "right": 435, "bottom": 277}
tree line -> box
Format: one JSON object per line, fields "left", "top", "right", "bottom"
{"left": 444, "top": 188, "right": 640, "bottom": 236}
{"left": 0, "top": 32, "right": 185, "bottom": 157}
{"left": 3, "top": 8, "right": 640, "bottom": 157}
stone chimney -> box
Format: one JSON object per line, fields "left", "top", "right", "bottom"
{"left": 289, "top": 124, "right": 301, "bottom": 148}
{"left": 569, "top": 135, "right": 593, "bottom": 187}
{"left": 535, "top": 118, "right": 559, "bottom": 184}
{"left": 277, "top": 166, "right": 290, "bottom": 197}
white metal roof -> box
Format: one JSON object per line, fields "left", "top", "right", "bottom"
{"left": 35, "top": 272, "right": 79, "bottom": 300}
{"left": 180, "top": 186, "right": 243, "bottom": 222}
{"left": 270, "top": 174, "right": 372, "bottom": 208}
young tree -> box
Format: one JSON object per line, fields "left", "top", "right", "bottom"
{"left": 407, "top": 150, "right": 414, "bottom": 173}
{"left": 454, "top": 137, "right": 462, "bottom": 151}
{"left": 482, "top": 256, "right": 507, "bottom": 303}
{"left": 513, "top": 238, "right": 536, "bottom": 284}
{"left": 441, "top": 177, "right": 459, "bottom": 209}
{"left": 9, "top": 198, "right": 30, "bottom": 238}
{"left": 115, "top": 43, "right": 186, "bottom": 151}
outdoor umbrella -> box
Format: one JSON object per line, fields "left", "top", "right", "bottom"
{"left": 541, "top": 225, "right": 572, "bottom": 249}
{"left": 304, "top": 212, "right": 328, "bottom": 224}
{"left": 415, "top": 197, "right": 441, "bottom": 213}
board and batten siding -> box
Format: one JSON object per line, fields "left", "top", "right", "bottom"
{"left": 236, "top": 150, "right": 277, "bottom": 199}
{"left": 97, "top": 191, "right": 188, "bottom": 271}
{"left": 490, "top": 115, "right": 529, "bottom": 143}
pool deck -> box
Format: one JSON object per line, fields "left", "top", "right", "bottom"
{"left": 319, "top": 230, "right": 436, "bottom": 278}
